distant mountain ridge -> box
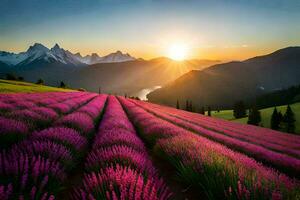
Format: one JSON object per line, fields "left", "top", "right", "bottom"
{"left": 0, "top": 42, "right": 221, "bottom": 96}
{"left": 0, "top": 43, "right": 136, "bottom": 66}
{"left": 74, "top": 50, "right": 136, "bottom": 64}
{"left": 147, "top": 47, "right": 300, "bottom": 108}
{"left": 72, "top": 57, "right": 221, "bottom": 95}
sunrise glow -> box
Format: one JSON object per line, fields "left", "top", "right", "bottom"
{"left": 167, "top": 43, "right": 188, "bottom": 61}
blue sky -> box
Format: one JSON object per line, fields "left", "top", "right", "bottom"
{"left": 1, "top": 0, "right": 300, "bottom": 60}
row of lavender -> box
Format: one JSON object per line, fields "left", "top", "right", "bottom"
{"left": 119, "top": 97, "right": 300, "bottom": 199}
{"left": 131, "top": 99, "right": 300, "bottom": 177}
{"left": 0, "top": 92, "right": 97, "bottom": 148}
{"left": 72, "top": 96, "right": 171, "bottom": 199}
{"left": 0, "top": 92, "right": 107, "bottom": 199}
{"left": 141, "top": 101, "right": 300, "bottom": 154}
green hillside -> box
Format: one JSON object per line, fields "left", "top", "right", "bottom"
{"left": 0, "top": 79, "right": 75, "bottom": 93}
{"left": 210, "top": 103, "right": 300, "bottom": 134}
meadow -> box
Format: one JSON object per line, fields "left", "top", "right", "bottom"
{"left": 0, "top": 79, "right": 75, "bottom": 93}
{"left": 210, "top": 103, "right": 300, "bottom": 134}
{"left": 0, "top": 89, "right": 299, "bottom": 199}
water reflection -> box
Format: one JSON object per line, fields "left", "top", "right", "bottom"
{"left": 135, "top": 86, "right": 161, "bottom": 100}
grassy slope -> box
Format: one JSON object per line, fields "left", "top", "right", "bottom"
{"left": 0, "top": 79, "right": 75, "bottom": 93}
{"left": 210, "top": 102, "right": 300, "bottom": 134}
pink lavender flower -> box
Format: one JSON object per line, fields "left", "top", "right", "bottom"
{"left": 31, "top": 107, "right": 59, "bottom": 121}
{"left": 31, "top": 127, "right": 87, "bottom": 153}
{"left": 73, "top": 96, "right": 171, "bottom": 200}
{"left": 119, "top": 96, "right": 300, "bottom": 199}
{"left": 0, "top": 151, "right": 66, "bottom": 194}
{"left": 128, "top": 97, "right": 300, "bottom": 176}
{"left": 0, "top": 101, "right": 14, "bottom": 112}
{"left": 12, "top": 140, "right": 74, "bottom": 166}
{"left": 72, "top": 165, "right": 171, "bottom": 200}
{"left": 0, "top": 116, "right": 29, "bottom": 147}
{"left": 10, "top": 110, "right": 46, "bottom": 124}
{"left": 93, "top": 129, "right": 146, "bottom": 152}
{"left": 86, "top": 145, "right": 156, "bottom": 175}
{"left": 77, "top": 95, "right": 107, "bottom": 119}
{"left": 0, "top": 183, "right": 13, "bottom": 200}
{"left": 55, "top": 112, "right": 95, "bottom": 134}
{"left": 49, "top": 103, "right": 71, "bottom": 114}
{"left": 0, "top": 116, "right": 29, "bottom": 135}
{"left": 12, "top": 101, "right": 36, "bottom": 109}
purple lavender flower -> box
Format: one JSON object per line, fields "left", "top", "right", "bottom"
{"left": 93, "top": 129, "right": 146, "bottom": 152}
{"left": 31, "top": 127, "right": 87, "bottom": 153}
{"left": 49, "top": 103, "right": 71, "bottom": 114}
{"left": 0, "top": 151, "right": 66, "bottom": 195}
{"left": 31, "top": 107, "right": 59, "bottom": 121}
{"left": 77, "top": 95, "right": 107, "bottom": 119}
{"left": 0, "top": 116, "right": 29, "bottom": 147}
{"left": 56, "top": 112, "right": 95, "bottom": 134}
{"left": 128, "top": 97, "right": 300, "bottom": 175}
{"left": 0, "top": 101, "right": 14, "bottom": 112}
{"left": 118, "top": 97, "right": 300, "bottom": 199}
{"left": 73, "top": 96, "right": 171, "bottom": 200}
{"left": 86, "top": 145, "right": 156, "bottom": 175}
{"left": 12, "top": 140, "right": 74, "bottom": 167}
{"left": 12, "top": 101, "right": 36, "bottom": 109}
{"left": 72, "top": 165, "right": 171, "bottom": 200}
{"left": 0, "top": 183, "right": 13, "bottom": 200}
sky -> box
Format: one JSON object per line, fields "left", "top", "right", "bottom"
{"left": 1, "top": 0, "right": 300, "bottom": 60}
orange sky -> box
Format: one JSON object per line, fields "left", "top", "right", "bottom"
{"left": 1, "top": 1, "right": 300, "bottom": 61}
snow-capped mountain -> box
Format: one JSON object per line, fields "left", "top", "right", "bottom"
{"left": 0, "top": 43, "right": 136, "bottom": 67}
{"left": 0, "top": 51, "right": 28, "bottom": 65}
{"left": 74, "top": 51, "right": 135, "bottom": 64}
{"left": 98, "top": 51, "right": 135, "bottom": 63}
{"left": 76, "top": 53, "right": 102, "bottom": 65}
{"left": 0, "top": 43, "right": 84, "bottom": 67}
{"left": 50, "top": 44, "right": 83, "bottom": 66}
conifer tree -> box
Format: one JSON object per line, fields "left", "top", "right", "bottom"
{"left": 6, "top": 73, "right": 17, "bottom": 80}
{"left": 36, "top": 78, "right": 44, "bottom": 85}
{"left": 18, "top": 76, "right": 24, "bottom": 81}
{"left": 233, "top": 100, "right": 247, "bottom": 119}
{"left": 207, "top": 106, "right": 211, "bottom": 116}
{"left": 176, "top": 100, "right": 180, "bottom": 109}
{"left": 283, "top": 105, "right": 296, "bottom": 133}
{"left": 247, "top": 105, "right": 261, "bottom": 126}
{"left": 60, "top": 81, "right": 66, "bottom": 88}
{"left": 271, "top": 107, "right": 280, "bottom": 130}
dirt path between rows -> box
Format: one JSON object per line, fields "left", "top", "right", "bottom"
{"left": 57, "top": 96, "right": 108, "bottom": 199}
{"left": 118, "top": 97, "right": 205, "bottom": 200}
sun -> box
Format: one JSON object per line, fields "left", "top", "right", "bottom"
{"left": 167, "top": 43, "right": 188, "bottom": 61}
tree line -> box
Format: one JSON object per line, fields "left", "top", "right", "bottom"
{"left": 5, "top": 73, "right": 67, "bottom": 88}
{"left": 255, "top": 84, "right": 300, "bottom": 109}
{"left": 176, "top": 99, "right": 212, "bottom": 116}
{"left": 175, "top": 99, "right": 296, "bottom": 134}
{"left": 270, "top": 105, "right": 296, "bottom": 133}
{"left": 233, "top": 100, "right": 296, "bottom": 133}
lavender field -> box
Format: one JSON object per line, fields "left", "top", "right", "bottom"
{"left": 0, "top": 92, "right": 299, "bottom": 200}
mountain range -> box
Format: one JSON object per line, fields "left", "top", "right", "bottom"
{"left": 147, "top": 47, "right": 300, "bottom": 109}
{"left": 0, "top": 43, "right": 220, "bottom": 95}
{"left": 0, "top": 43, "right": 136, "bottom": 67}
{"left": 2, "top": 43, "right": 300, "bottom": 106}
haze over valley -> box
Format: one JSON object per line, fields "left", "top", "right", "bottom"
{"left": 0, "top": 43, "right": 220, "bottom": 97}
